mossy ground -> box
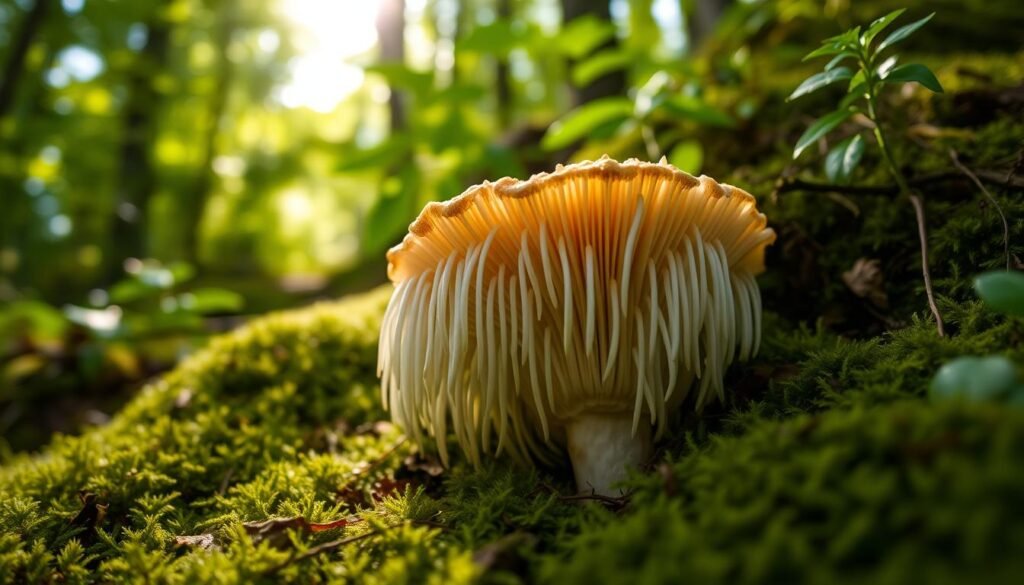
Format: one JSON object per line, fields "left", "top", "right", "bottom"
{"left": 2, "top": 51, "right": 1023, "bottom": 584}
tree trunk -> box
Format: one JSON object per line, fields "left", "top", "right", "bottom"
{"left": 110, "top": 0, "right": 172, "bottom": 280}
{"left": 495, "top": 0, "right": 513, "bottom": 128}
{"left": 376, "top": 0, "right": 406, "bottom": 132}
{"left": 182, "top": 4, "right": 236, "bottom": 266}
{"left": 686, "top": 0, "right": 729, "bottom": 50}
{"left": 0, "top": 0, "right": 49, "bottom": 122}
{"left": 561, "top": 0, "right": 626, "bottom": 106}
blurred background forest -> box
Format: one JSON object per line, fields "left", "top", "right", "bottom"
{"left": 1, "top": 0, "right": 1022, "bottom": 453}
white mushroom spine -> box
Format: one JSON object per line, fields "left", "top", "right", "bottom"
{"left": 379, "top": 164, "right": 772, "bottom": 495}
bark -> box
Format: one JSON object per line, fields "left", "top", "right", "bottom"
{"left": 0, "top": 0, "right": 49, "bottom": 122}
{"left": 110, "top": 0, "right": 172, "bottom": 280}
{"left": 494, "top": 0, "right": 513, "bottom": 128}
{"left": 686, "top": 0, "right": 729, "bottom": 50}
{"left": 376, "top": 0, "right": 406, "bottom": 131}
{"left": 561, "top": 0, "right": 626, "bottom": 106}
{"left": 182, "top": 5, "right": 236, "bottom": 265}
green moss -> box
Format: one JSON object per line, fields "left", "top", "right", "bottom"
{"left": 0, "top": 276, "right": 1021, "bottom": 583}
{"left": 546, "top": 400, "right": 1024, "bottom": 585}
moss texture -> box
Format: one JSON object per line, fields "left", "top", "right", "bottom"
{"left": 1, "top": 280, "right": 1022, "bottom": 583}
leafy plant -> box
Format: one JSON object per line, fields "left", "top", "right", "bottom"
{"left": 788, "top": 10, "right": 947, "bottom": 335}
{"left": 974, "top": 270, "right": 1024, "bottom": 317}
{"left": 789, "top": 9, "right": 942, "bottom": 166}
{"left": 929, "top": 271, "right": 1024, "bottom": 405}
{"left": 541, "top": 70, "right": 733, "bottom": 175}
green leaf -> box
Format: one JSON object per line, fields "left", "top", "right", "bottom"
{"left": 787, "top": 67, "right": 853, "bottom": 101}
{"left": 337, "top": 137, "right": 411, "bottom": 172}
{"left": 668, "top": 140, "right": 703, "bottom": 174}
{"left": 802, "top": 42, "right": 845, "bottom": 62}
{"left": 541, "top": 98, "right": 633, "bottom": 150}
{"left": 840, "top": 83, "right": 868, "bottom": 109}
{"left": 362, "top": 169, "right": 421, "bottom": 254}
{"left": 975, "top": 271, "right": 1024, "bottom": 316}
{"left": 661, "top": 95, "right": 735, "bottom": 128}
{"left": 572, "top": 49, "right": 632, "bottom": 87}
{"left": 456, "top": 20, "right": 529, "bottom": 56}
{"left": 365, "top": 64, "right": 434, "bottom": 99}
{"left": 875, "top": 55, "right": 899, "bottom": 79}
{"left": 824, "top": 52, "right": 856, "bottom": 71}
{"left": 793, "top": 109, "right": 853, "bottom": 159}
{"left": 824, "top": 134, "right": 864, "bottom": 182}
{"left": 860, "top": 9, "right": 906, "bottom": 47}
{"left": 178, "top": 288, "right": 244, "bottom": 313}
{"left": 876, "top": 12, "right": 934, "bottom": 53}
{"left": 931, "top": 356, "right": 1018, "bottom": 402}
{"left": 847, "top": 69, "right": 866, "bottom": 92}
{"left": 558, "top": 15, "right": 616, "bottom": 59}
{"left": 882, "top": 63, "right": 943, "bottom": 93}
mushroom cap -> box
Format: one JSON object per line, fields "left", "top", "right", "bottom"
{"left": 379, "top": 156, "right": 775, "bottom": 465}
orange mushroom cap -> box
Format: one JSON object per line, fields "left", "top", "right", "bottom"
{"left": 378, "top": 156, "right": 775, "bottom": 467}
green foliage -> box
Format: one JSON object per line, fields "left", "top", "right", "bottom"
{"left": 823, "top": 134, "right": 864, "bottom": 183}
{"left": 790, "top": 9, "right": 943, "bottom": 174}
{"left": 541, "top": 98, "right": 634, "bottom": 151}
{"left": 930, "top": 355, "right": 1022, "bottom": 403}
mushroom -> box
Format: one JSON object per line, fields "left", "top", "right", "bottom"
{"left": 378, "top": 156, "right": 775, "bottom": 495}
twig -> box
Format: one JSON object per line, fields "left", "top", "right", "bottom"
{"left": 335, "top": 435, "right": 408, "bottom": 496}
{"left": 263, "top": 528, "right": 383, "bottom": 575}
{"left": 261, "top": 518, "right": 446, "bottom": 575}
{"left": 908, "top": 194, "right": 945, "bottom": 337}
{"left": 536, "top": 481, "right": 629, "bottom": 509}
{"left": 772, "top": 168, "right": 1024, "bottom": 198}
{"left": 950, "top": 149, "right": 1011, "bottom": 270}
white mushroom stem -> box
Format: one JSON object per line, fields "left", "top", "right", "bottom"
{"left": 566, "top": 413, "right": 651, "bottom": 496}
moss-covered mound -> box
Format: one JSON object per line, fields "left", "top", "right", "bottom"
{"left": 1, "top": 283, "right": 1022, "bottom": 584}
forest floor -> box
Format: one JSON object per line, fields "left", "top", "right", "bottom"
{"left": 1, "top": 50, "right": 1023, "bottom": 584}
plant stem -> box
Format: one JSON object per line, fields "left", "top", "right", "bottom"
{"left": 863, "top": 84, "right": 946, "bottom": 337}
{"left": 950, "top": 149, "right": 1011, "bottom": 270}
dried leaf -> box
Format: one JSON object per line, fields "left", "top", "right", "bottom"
{"left": 174, "top": 533, "right": 218, "bottom": 551}
{"left": 69, "top": 491, "right": 108, "bottom": 530}
{"left": 843, "top": 258, "right": 889, "bottom": 308}
{"left": 243, "top": 515, "right": 361, "bottom": 547}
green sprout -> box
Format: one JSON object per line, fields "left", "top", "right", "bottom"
{"left": 789, "top": 10, "right": 947, "bottom": 335}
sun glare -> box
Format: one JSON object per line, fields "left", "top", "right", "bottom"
{"left": 277, "top": 0, "right": 386, "bottom": 113}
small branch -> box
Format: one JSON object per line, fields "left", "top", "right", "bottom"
{"left": 334, "top": 436, "right": 408, "bottom": 496}
{"left": 950, "top": 149, "right": 1011, "bottom": 270}
{"left": 261, "top": 518, "right": 446, "bottom": 576}
{"left": 908, "top": 194, "right": 945, "bottom": 337}
{"left": 263, "top": 528, "right": 382, "bottom": 575}
{"left": 536, "top": 481, "right": 629, "bottom": 509}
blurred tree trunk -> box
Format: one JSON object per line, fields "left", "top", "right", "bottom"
{"left": 182, "top": 4, "right": 236, "bottom": 266}
{"left": 109, "top": 0, "right": 172, "bottom": 280}
{"left": 686, "top": 0, "right": 729, "bottom": 49}
{"left": 0, "top": 0, "right": 49, "bottom": 122}
{"left": 376, "top": 0, "right": 406, "bottom": 131}
{"left": 562, "top": 0, "right": 626, "bottom": 106}
{"left": 495, "top": 0, "right": 513, "bottom": 128}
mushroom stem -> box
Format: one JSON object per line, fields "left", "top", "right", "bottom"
{"left": 566, "top": 413, "right": 652, "bottom": 496}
